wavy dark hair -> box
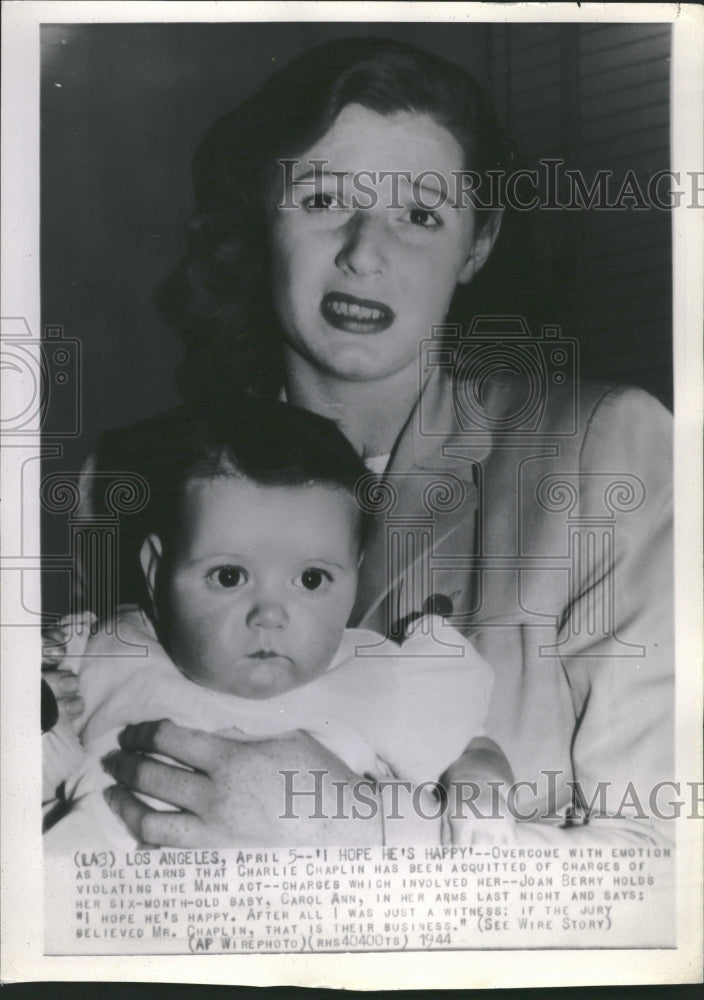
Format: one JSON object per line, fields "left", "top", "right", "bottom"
{"left": 157, "top": 36, "right": 516, "bottom": 404}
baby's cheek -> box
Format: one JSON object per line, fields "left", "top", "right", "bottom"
{"left": 300, "top": 622, "right": 347, "bottom": 678}
{"left": 168, "top": 615, "right": 228, "bottom": 686}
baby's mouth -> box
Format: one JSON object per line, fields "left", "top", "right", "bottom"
{"left": 320, "top": 292, "right": 394, "bottom": 334}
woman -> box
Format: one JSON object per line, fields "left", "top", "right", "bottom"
{"left": 47, "top": 37, "right": 673, "bottom": 847}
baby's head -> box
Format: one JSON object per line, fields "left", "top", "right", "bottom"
{"left": 140, "top": 400, "right": 366, "bottom": 699}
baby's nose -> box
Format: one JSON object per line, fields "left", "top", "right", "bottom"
{"left": 247, "top": 599, "right": 288, "bottom": 631}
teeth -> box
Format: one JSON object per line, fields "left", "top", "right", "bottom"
{"left": 329, "top": 298, "right": 384, "bottom": 320}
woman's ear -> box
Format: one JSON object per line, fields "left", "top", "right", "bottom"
{"left": 457, "top": 210, "right": 503, "bottom": 285}
{"left": 139, "top": 534, "right": 163, "bottom": 612}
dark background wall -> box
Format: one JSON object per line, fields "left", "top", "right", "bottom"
{"left": 488, "top": 23, "right": 671, "bottom": 399}
{"left": 40, "top": 21, "right": 672, "bottom": 614}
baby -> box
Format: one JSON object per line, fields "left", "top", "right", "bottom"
{"left": 44, "top": 400, "right": 505, "bottom": 850}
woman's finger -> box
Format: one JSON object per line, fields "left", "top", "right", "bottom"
{"left": 42, "top": 627, "right": 68, "bottom": 649}
{"left": 103, "top": 785, "right": 154, "bottom": 842}
{"left": 102, "top": 785, "right": 206, "bottom": 847}
{"left": 42, "top": 671, "right": 84, "bottom": 716}
{"left": 218, "top": 725, "right": 300, "bottom": 743}
{"left": 117, "top": 719, "right": 222, "bottom": 772}
{"left": 58, "top": 672, "right": 80, "bottom": 693}
{"left": 62, "top": 695, "right": 86, "bottom": 719}
{"left": 42, "top": 612, "right": 97, "bottom": 662}
{"left": 448, "top": 816, "right": 518, "bottom": 846}
{"left": 42, "top": 646, "right": 67, "bottom": 666}
{"left": 102, "top": 748, "right": 211, "bottom": 812}
{"left": 45, "top": 611, "right": 97, "bottom": 635}
{"left": 41, "top": 669, "right": 78, "bottom": 698}
{"left": 41, "top": 670, "right": 85, "bottom": 725}
{"left": 42, "top": 657, "right": 65, "bottom": 671}
{"left": 140, "top": 807, "right": 210, "bottom": 848}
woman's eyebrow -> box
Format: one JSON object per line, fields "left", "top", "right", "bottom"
{"left": 292, "top": 164, "right": 341, "bottom": 182}
{"left": 410, "top": 186, "right": 449, "bottom": 208}
{"left": 408, "top": 175, "right": 452, "bottom": 199}
{"left": 286, "top": 164, "right": 463, "bottom": 213}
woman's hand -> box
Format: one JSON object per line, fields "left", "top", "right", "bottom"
{"left": 442, "top": 737, "right": 518, "bottom": 846}
{"left": 41, "top": 613, "right": 95, "bottom": 726}
{"left": 102, "top": 719, "right": 384, "bottom": 848}
{"left": 443, "top": 784, "right": 518, "bottom": 846}
{"left": 41, "top": 668, "right": 84, "bottom": 726}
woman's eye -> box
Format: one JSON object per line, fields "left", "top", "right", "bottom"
{"left": 406, "top": 207, "right": 441, "bottom": 228}
{"left": 209, "top": 566, "right": 248, "bottom": 589}
{"left": 303, "top": 192, "right": 345, "bottom": 211}
{"left": 296, "top": 568, "right": 332, "bottom": 592}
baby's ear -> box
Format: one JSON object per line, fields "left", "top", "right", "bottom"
{"left": 139, "top": 534, "right": 163, "bottom": 611}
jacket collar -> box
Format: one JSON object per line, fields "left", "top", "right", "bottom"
{"left": 350, "top": 367, "right": 487, "bottom": 630}
{"left": 387, "top": 366, "right": 492, "bottom": 478}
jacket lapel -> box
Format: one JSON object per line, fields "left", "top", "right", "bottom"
{"left": 351, "top": 369, "right": 492, "bottom": 633}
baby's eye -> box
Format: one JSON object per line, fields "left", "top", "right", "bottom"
{"left": 405, "top": 207, "right": 442, "bottom": 229}
{"left": 208, "top": 565, "right": 248, "bottom": 589}
{"left": 295, "top": 568, "right": 332, "bottom": 592}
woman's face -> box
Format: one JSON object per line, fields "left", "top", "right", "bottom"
{"left": 268, "top": 104, "right": 496, "bottom": 384}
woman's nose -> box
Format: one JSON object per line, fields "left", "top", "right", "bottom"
{"left": 246, "top": 599, "right": 288, "bottom": 631}
{"left": 335, "top": 211, "right": 387, "bottom": 277}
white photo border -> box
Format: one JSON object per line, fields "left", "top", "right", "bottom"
{"left": 1, "top": 1, "right": 702, "bottom": 988}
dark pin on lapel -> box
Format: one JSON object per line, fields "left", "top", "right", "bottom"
{"left": 391, "top": 590, "right": 460, "bottom": 641}
{"left": 422, "top": 593, "right": 455, "bottom": 617}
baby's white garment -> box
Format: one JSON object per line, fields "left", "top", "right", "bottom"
{"left": 44, "top": 606, "right": 492, "bottom": 850}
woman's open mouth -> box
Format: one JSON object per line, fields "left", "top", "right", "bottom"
{"left": 320, "top": 292, "right": 394, "bottom": 334}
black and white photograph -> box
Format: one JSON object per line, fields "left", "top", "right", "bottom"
{"left": 1, "top": 1, "right": 702, "bottom": 989}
